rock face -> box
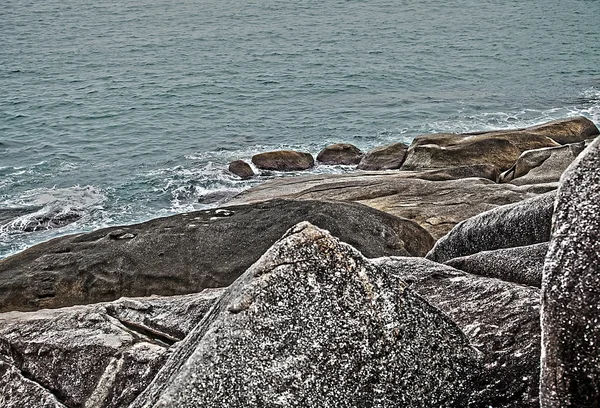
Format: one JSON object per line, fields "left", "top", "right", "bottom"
{"left": 131, "top": 223, "right": 479, "bottom": 408}
{"left": 356, "top": 142, "right": 408, "bottom": 170}
{"left": 0, "top": 199, "right": 433, "bottom": 312}
{"left": 316, "top": 143, "right": 363, "bottom": 165}
{"left": 0, "top": 289, "right": 223, "bottom": 408}
{"left": 374, "top": 257, "right": 541, "bottom": 408}
{"left": 445, "top": 242, "right": 548, "bottom": 288}
{"left": 522, "top": 116, "right": 599, "bottom": 144}
{"left": 499, "top": 142, "right": 587, "bottom": 185}
{"left": 540, "top": 137, "right": 600, "bottom": 406}
{"left": 426, "top": 191, "right": 555, "bottom": 262}
{"left": 228, "top": 160, "right": 254, "bottom": 179}
{"left": 251, "top": 150, "right": 314, "bottom": 171}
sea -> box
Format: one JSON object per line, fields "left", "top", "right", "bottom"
{"left": 1, "top": 0, "right": 599, "bottom": 258}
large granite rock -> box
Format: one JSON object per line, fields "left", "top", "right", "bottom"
{"left": 0, "top": 199, "right": 433, "bottom": 312}
{"left": 229, "top": 172, "right": 547, "bottom": 239}
{"left": 445, "top": 242, "right": 548, "bottom": 288}
{"left": 131, "top": 223, "right": 479, "bottom": 408}
{"left": 540, "top": 137, "right": 600, "bottom": 406}
{"left": 228, "top": 160, "right": 255, "bottom": 179}
{"left": 375, "top": 257, "right": 541, "bottom": 407}
{"left": 520, "top": 116, "right": 598, "bottom": 144}
{"left": 499, "top": 142, "right": 587, "bottom": 185}
{"left": 356, "top": 142, "right": 408, "bottom": 170}
{"left": 0, "top": 359, "right": 66, "bottom": 408}
{"left": 251, "top": 150, "right": 314, "bottom": 171}
{"left": 316, "top": 143, "right": 363, "bottom": 165}
{"left": 426, "top": 191, "right": 555, "bottom": 262}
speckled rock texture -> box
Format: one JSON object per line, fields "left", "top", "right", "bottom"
{"left": 426, "top": 191, "right": 555, "bottom": 263}
{"left": 251, "top": 150, "right": 315, "bottom": 171}
{"left": 356, "top": 142, "right": 408, "bottom": 170}
{"left": 540, "top": 137, "right": 600, "bottom": 407}
{"left": 131, "top": 222, "right": 479, "bottom": 408}
{"left": 521, "top": 116, "right": 598, "bottom": 144}
{"left": 445, "top": 242, "right": 548, "bottom": 288}
{"left": 0, "top": 289, "right": 223, "bottom": 408}
{"left": 316, "top": 143, "right": 364, "bottom": 165}
{"left": 0, "top": 199, "right": 432, "bottom": 312}
{"left": 374, "top": 257, "right": 541, "bottom": 408}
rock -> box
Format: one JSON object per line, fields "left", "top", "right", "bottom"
{"left": 0, "top": 206, "right": 82, "bottom": 233}
{"left": 499, "top": 142, "right": 587, "bottom": 185}
{"left": 227, "top": 160, "right": 254, "bottom": 179}
{"left": 356, "top": 142, "right": 408, "bottom": 170}
{"left": 521, "top": 116, "right": 598, "bottom": 144}
{"left": 316, "top": 143, "right": 363, "bottom": 165}
{"left": 374, "top": 257, "right": 541, "bottom": 407}
{"left": 540, "top": 137, "right": 600, "bottom": 406}
{"left": 130, "top": 223, "right": 479, "bottom": 407}
{"left": 426, "top": 191, "right": 555, "bottom": 262}
{"left": 0, "top": 289, "right": 223, "bottom": 408}
{"left": 409, "top": 164, "right": 500, "bottom": 182}
{"left": 445, "top": 242, "right": 548, "bottom": 288}
{"left": 229, "top": 172, "right": 545, "bottom": 239}
{"left": 251, "top": 150, "right": 314, "bottom": 171}
{"left": 0, "top": 199, "right": 433, "bottom": 312}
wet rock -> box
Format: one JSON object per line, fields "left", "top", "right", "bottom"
{"left": 316, "top": 143, "right": 363, "bottom": 165}
{"left": 251, "top": 150, "right": 314, "bottom": 171}
{"left": 356, "top": 142, "right": 408, "bottom": 170}
{"left": 445, "top": 242, "right": 548, "bottom": 288}
{"left": 499, "top": 141, "right": 587, "bottom": 185}
{"left": 0, "top": 206, "right": 82, "bottom": 233}
{"left": 130, "top": 223, "right": 479, "bottom": 408}
{"left": 0, "top": 199, "right": 433, "bottom": 312}
{"left": 426, "top": 191, "right": 555, "bottom": 262}
{"left": 540, "top": 137, "right": 600, "bottom": 406}
{"left": 228, "top": 160, "right": 255, "bottom": 179}
{"left": 375, "top": 257, "right": 541, "bottom": 408}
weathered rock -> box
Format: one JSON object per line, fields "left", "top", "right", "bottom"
{"left": 131, "top": 223, "right": 479, "bottom": 408}
{"left": 0, "top": 199, "right": 433, "bottom": 312}
{"left": 521, "top": 116, "right": 599, "bottom": 144}
{"left": 316, "top": 143, "right": 363, "bottom": 165}
{"left": 445, "top": 242, "right": 548, "bottom": 288}
{"left": 356, "top": 142, "right": 408, "bottom": 170}
{"left": 426, "top": 191, "right": 555, "bottom": 262}
{"left": 0, "top": 359, "right": 66, "bottom": 408}
{"left": 251, "top": 150, "right": 314, "bottom": 171}
{"left": 499, "top": 142, "right": 587, "bottom": 185}
{"left": 408, "top": 163, "right": 500, "bottom": 182}
{"left": 0, "top": 206, "right": 82, "bottom": 233}
{"left": 540, "top": 137, "right": 600, "bottom": 406}
{"left": 227, "top": 160, "right": 254, "bottom": 179}
{"left": 229, "top": 172, "right": 544, "bottom": 239}
{"left": 374, "top": 257, "right": 541, "bottom": 408}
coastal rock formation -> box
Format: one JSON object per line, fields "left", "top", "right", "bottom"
{"left": 251, "top": 150, "right": 314, "bottom": 171}
{"left": 356, "top": 142, "right": 408, "bottom": 170}
{"left": 316, "top": 143, "right": 363, "bottom": 165}
{"left": 374, "top": 257, "right": 541, "bottom": 408}
{"left": 0, "top": 206, "right": 82, "bottom": 233}
{"left": 130, "top": 223, "right": 479, "bottom": 408}
{"left": 0, "top": 199, "right": 433, "bottom": 312}
{"left": 228, "top": 160, "right": 255, "bottom": 179}
{"left": 499, "top": 142, "right": 587, "bottom": 185}
{"left": 445, "top": 242, "right": 548, "bottom": 288}
{"left": 426, "top": 191, "right": 555, "bottom": 262}
{"left": 540, "top": 137, "right": 600, "bottom": 406}
{"left": 521, "top": 116, "right": 599, "bottom": 144}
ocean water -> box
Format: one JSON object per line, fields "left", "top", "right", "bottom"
{"left": 1, "top": 0, "right": 599, "bottom": 258}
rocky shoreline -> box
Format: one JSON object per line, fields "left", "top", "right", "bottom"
{"left": 1, "top": 116, "right": 599, "bottom": 407}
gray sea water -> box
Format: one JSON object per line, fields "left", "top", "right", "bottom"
{"left": 1, "top": 0, "right": 599, "bottom": 258}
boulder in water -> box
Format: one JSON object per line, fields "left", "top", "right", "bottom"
{"left": 316, "top": 143, "right": 364, "bottom": 165}
{"left": 251, "top": 150, "right": 314, "bottom": 171}
{"left": 356, "top": 142, "right": 408, "bottom": 170}
{"left": 228, "top": 160, "right": 255, "bottom": 179}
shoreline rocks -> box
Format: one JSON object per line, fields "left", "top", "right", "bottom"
{"left": 356, "top": 142, "right": 408, "bottom": 170}
{"left": 251, "top": 150, "right": 314, "bottom": 171}
{"left": 228, "top": 160, "right": 255, "bottom": 179}
{"left": 316, "top": 143, "right": 364, "bottom": 165}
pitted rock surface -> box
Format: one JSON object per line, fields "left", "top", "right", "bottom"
{"left": 540, "top": 137, "right": 600, "bottom": 406}
{"left": 374, "top": 257, "right": 541, "bottom": 408}
{"left": 130, "top": 222, "right": 479, "bottom": 408}
{"left": 426, "top": 191, "right": 555, "bottom": 263}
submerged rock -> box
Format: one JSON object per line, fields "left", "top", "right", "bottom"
{"left": 130, "top": 223, "right": 479, "bottom": 408}
{"left": 0, "top": 199, "right": 433, "bottom": 312}
{"left": 356, "top": 142, "right": 408, "bottom": 170}
{"left": 540, "top": 137, "right": 600, "bottom": 406}
{"left": 316, "top": 143, "right": 363, "bottom": 165}
{"left": 251, "top": 150, "right": 314, "bottom": 171}
{"left": 228, "top": 160, "right": 255, "bottom": 179}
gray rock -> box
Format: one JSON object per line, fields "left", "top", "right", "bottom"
{"left": 374, "top": 257, "right": 541, "bottom": 408}
{"left": 0, "top": 199, "right": 433, "bottom": 312}
{"left": 0, "top": 359, "right": 66, "bottom": 408}
{"left": 131, "top": 222, "right": 479, "bottom": 408}
{"left": 521, "top": 116, "right": 599, "bottom": 144}
{"left": 251, "top": 150, "right": 314, "bottom": 171}
{"left": 499, "top": 142, "right": 587, "bottom": 185}
{"left": 316, "top": 143, "right": 364, "bottom": 165}
{"left": 540, "top": 137, "right": 600, "bottom": 406}
{"left": 445, "top": 242, "right": 548, "bottom": 288}
{"left": 0, "top": 205, "right": 82, "bottom": 233}
{"left": 426, "top": 191, "right": 556, "bottom": 263}
{"left": 228, "top": 160, "right": 255, "bottom": 179}
{"left": 356, "top": 142, "right": 408, "bottom": 170}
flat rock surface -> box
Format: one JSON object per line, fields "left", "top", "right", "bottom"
{"left": 131, "top": 223, "right": 479, "bottom": 408}
{"left": 0, "top": 199, "right": 432, "bottom": 312}
{"left": 374, "top": 257, "right": 541, "bottom": 408}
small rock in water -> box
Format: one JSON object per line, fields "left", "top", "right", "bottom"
{"left": 251, "top": 150, "right": 314, "bottom": 171}
{"left": 228, "top": 160, "right": 255, "bottom": 179}
{"left": 316, "top": 143, "right": 364, "bottom": 165}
